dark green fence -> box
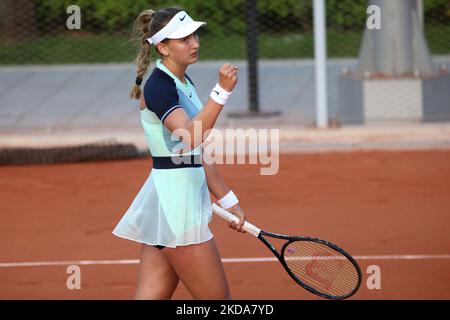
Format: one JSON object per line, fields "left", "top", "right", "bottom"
{"left": 0, "top": 0, "right": 449, "bottom": 64}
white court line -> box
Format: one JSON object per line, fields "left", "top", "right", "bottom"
{"left": 0, "top": 254, "right": 450, "bottom": 268}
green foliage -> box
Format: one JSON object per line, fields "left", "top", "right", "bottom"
{"left": 1, "top": 0, "right": 444, "bottom": 64}
{"left": 326, "top": 0, "right": 367, "bottom": 29}
{"left": 34, "top": 0, "right": 449, "bottom": 34}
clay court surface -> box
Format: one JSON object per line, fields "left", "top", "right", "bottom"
{"left": 0, "top": 150, "right": 449, "bottom": 299}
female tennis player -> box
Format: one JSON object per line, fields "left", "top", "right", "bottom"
{"left": 112, "top": 7, "right": 247, "bottom": 300}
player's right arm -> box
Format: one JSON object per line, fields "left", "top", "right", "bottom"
{"left": 163, "top": 63, "right": 238, "bottom": 149}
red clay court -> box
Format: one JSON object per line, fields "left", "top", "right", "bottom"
{"left": 1, "top": 150, "right": 449, "bottom": 299}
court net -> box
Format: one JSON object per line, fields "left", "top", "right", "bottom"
{"left": 0, "top": 141, "right": 148, "bottom": 165}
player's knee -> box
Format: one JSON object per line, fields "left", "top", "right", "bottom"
{"left": 194, "top": 284, "right": 231, "bottom": 300}
{"left": 135, "top": 287, "right": 169, "bottom": 300}
{"left": 135, "top": 276, "right": 178, "bottom": 300}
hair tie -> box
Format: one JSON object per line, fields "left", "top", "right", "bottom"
{"left": 135, "top": 77, "right": 143, "bottom": 86}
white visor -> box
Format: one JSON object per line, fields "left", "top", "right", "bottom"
{"left": 147, "top": 11, "right": 206, "bottom": 45}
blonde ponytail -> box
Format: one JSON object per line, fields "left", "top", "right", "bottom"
{"left": 129, "top": 7, "right": 183, "bottom": 100}
{"left": 129, "top": 9, "right": 155, "bottom": 100}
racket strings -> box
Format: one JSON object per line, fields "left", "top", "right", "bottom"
{"left": 285, "top": 244, "right": 358, "bottom": 296}
{"left": 287, "top": 258, "right": 356, "bottom": 296}
{"left": 287, "top": 258, "right": 355, "bottom": 293}
{"left": 289, "top": 258, "right": 357, "bottom": 296}
{"left": 288, "top": 249, "right": 357, "bottom": 294}
{"left": 283, "top": 240, "right": 359, "bottom": 298}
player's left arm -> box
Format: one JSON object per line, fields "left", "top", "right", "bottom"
{"left": 203, "top": 161, "right": 247, "bottom": 232}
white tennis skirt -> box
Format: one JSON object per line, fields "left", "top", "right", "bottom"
{"left": 112, "top": 167, "right": 213, "bottom": 248}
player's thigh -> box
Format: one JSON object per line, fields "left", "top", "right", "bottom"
{"left": 135, "top": 244, "right": 179, "bottom": 299}
{"left": 163, "top": 238, "right": 231, "bottom": 299}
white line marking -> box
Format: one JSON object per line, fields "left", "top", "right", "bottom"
{"left": 223, "top": 257, "right": 276, "bottom": 263}
{"left": 0, "top": 259, "right": 139, "bottom": 268}
{"left": 0, "top": 254, "right": 450, "bottom": 268}
{"left": 355, "top": 254, "right": 450, "bottom": 260}
{"left": 223, "top": 254, "right": 450, "bottom": 263}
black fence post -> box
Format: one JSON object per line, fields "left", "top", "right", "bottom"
{"left": 247, "top": 0, "right": 259, "bottom": 113}
{"left": 228, "top": 0, "right": 280, "bottom": 118}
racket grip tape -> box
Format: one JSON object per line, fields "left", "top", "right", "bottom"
{"left": 211, "top": 203, "right": 261, "bottom": 237}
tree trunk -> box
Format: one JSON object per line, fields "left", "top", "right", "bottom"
{"left": 355, "top": 0, "right": 434, "bottom": 78}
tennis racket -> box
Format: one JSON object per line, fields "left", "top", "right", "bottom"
{"left": 212, "top": 203, "right": 362, "bottom": 300}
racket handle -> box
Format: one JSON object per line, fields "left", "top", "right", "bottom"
{"left": 211, "top": 203, "right": 261, "bottom": 237}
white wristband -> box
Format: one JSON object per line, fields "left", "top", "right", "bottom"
{"left": 210, "top": 83, "right": 232, "bottom": 105}
{"left": 217, "top": 190, "right": 239, "bottom": 209}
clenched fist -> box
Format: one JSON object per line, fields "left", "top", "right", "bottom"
{"left": 218, "top": 63, "right": 238, "bottom": 92}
